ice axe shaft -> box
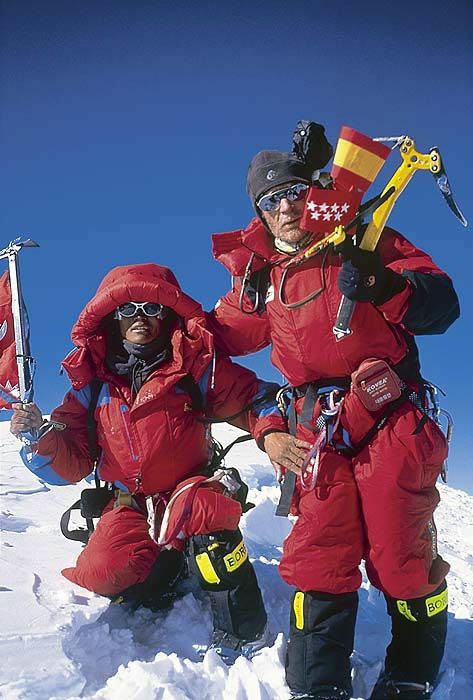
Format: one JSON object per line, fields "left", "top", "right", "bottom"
{"left": 0, "top": 238, "right": 39, "bottom": 402}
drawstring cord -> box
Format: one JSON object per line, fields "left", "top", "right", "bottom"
{"left": 299, "top": 390, "right": 345, "bottom": 491}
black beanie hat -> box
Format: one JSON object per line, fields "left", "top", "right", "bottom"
{"left": 246, "top": 120, "right": 334, "bottom": 207}
{"left": 246, "top": 151, "right": 312, "bottom": 205}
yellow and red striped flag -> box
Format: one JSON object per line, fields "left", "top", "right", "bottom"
{"left": 330, "top": 126, "right": 391, "bottom": 193}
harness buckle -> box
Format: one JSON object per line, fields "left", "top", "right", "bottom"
{"left": 115, "top": 490, "right": 133, "bottom": 507}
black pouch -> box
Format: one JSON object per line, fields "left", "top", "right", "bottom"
{"left": 80, "top": 486, "right": 114, "bottom": 519}
{"left": 60, "top": 486, "right": 114, "bottom": 544}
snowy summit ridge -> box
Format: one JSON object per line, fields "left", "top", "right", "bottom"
{"left": 1, "top": 422, "right": 472, "bottom": 699}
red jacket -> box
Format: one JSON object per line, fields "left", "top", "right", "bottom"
{"left": 23, "top": 263, "right": 286, "bottom": 495}
{"left": 207, "top": 218, "right": 459, "bottom": 386}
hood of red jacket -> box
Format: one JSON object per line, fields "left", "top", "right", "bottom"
{"left": 63, "top": 263, "right": 213, "bottom": 389}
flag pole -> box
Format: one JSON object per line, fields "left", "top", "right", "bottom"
{"left": 0, "top": 238, "right": 39, "bottom": 403}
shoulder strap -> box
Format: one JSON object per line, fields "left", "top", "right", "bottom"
{"left": 86, "top": 379, "right": 104, "bottom": 473}
{"left": 177, "top": 374, "right": 204, "bottom": 412}
{"left": 60, "top": 500, "right": 92, "bottom": 544}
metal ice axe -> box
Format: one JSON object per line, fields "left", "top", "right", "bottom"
{"left": 332, "top": 136, "right": 467, "bottom": 341}
{"left": 0, "top": 238, "right": 39, "bottom": 440}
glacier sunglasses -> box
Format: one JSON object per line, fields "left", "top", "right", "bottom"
{"left": 114, "top": 302, "right": 168, "bottom": 320}
{"left": 257, "top": 182, "right": 309, "bottom": 213}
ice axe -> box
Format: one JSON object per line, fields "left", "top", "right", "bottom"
{"left": 332, "top": 136, "right": 467, "bottom": 341}
{"left": 0, "top": 237, "right": 39, "bottom": 442}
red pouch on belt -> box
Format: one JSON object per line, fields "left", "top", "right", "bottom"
{"left": 351, "top": 358, "right": 402, "bottom": 412}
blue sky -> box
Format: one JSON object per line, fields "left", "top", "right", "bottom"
{"left": 1, "top": 0, "right": 472, "bottom": 492}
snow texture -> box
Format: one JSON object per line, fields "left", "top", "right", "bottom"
{"left": 1, "top": 422, "right": 472, "bottom": 700}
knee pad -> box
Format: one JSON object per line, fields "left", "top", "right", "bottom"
{"left": 386, "top": 580, "right": 448, "bottom": 624}
{"left": 189, "top": 529, "right": 250, "bottom": 591}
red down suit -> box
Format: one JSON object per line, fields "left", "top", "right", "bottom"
{"left": 21, "top": 263, "right": 286, "bottom": 596}
{"left": 207, "top": 218, "right": 459, "bottom": 599}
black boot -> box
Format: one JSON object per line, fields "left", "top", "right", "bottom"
{"left": 370, "top": 580, "right": 448, "bottom": 699}
{"left": 112, "top": 548, "right": 187, "bottom": 610}
{"left": 189, "top": 529, "right": 269, "bottom": 663}
{"left": 370, "top": 676, "right": 434, "bottom": 698}
{"left": 290, "top": 687, "right": 351, "bottom": 699}
{"left": 285, "top": 590, "right": 358, "bottom": 698}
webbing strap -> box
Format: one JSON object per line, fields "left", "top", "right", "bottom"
{"left": 86, "top": 378, "right": 104, "bottom": 467}
{"left": 60, "top": 500, "right": 92, "bottom": 544}
{"left": 213, "top": 434, "right": 253, "bottom": 465}
{"left": 276, "top": 388, "right": 299, "bottom": 517}
{"left": 298, "top": 384, "right": 319, "bottom": 432}
{"left": 275, "top": 471, "right": 297, "bottom": 517}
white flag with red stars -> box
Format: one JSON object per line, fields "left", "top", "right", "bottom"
{"left": 300, "top": 187, "right": 362, "bottom": 236}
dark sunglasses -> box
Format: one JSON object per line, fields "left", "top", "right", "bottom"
{"left": 114, "top": 302, "right": 168, "bottom": 319}
{"left": 257, "top": 182, "right": 309, "bottom": 212}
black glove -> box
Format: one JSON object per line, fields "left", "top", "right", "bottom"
{"left": 292, "top": 120, "right": 334, "bottom": 172}
{"left": 336, "top": 237, "right": 407, "bottom": 305}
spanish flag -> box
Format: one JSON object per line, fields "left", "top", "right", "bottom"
{"left": 331, "top": 126, "right": 391, "bottom": 193}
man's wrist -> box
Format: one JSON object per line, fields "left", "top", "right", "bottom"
{"left": 260, "top": 429, "right": 287, "bottom": 451}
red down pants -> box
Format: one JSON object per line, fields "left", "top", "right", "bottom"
{"left": 279, "top": 392, "right": 450, "bottom": 600}
{"left": 62, "top": 477, "right": 242, "bottom": 596}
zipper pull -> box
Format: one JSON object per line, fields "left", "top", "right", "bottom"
{"left": 133, "top": 477, "right": 142, "bottom": 494}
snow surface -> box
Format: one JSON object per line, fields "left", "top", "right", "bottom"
{"left": 1, "top": 421, "right": 472, "bottom": 700}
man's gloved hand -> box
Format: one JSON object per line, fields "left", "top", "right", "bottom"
{"left": 336, "top": 236, "right": 406, "bottom": 304}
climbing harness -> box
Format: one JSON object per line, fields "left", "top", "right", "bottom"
{"left": 299, "top": 389, "right": 345, "bottom": 491}
{"left": 275, "top": 358, "right": 454, "bottom": 517}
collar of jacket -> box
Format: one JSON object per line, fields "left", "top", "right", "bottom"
{"left": 212, "top": 217, "right": 322, "bottom": 276}
{"left": 62, "top": 326, "right": 211, "bottom": 403}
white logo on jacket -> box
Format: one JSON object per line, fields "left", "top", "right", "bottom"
{"left": 265, "top": 285, "right": 275, "bottom": 303}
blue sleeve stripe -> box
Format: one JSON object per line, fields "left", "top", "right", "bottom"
{"left": 70, "top": 384, "right": 92, "bottom": 410}
{"left": 69, "top": 382, "right": 111, "bottom": 410}
{"left": 252, "top": 381, "right": 282, "bottom": 419}
{"left": 98, "top": 384, "right": 111, "bottom": 406}
{"left": 198, "top": 363, "right": 212, "bottom": 404}
{"left": 20, "top": 448, "right": 72, "bottom": 486}
{"left": 256, "top": 404, "right": 282, "bottom": 418}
